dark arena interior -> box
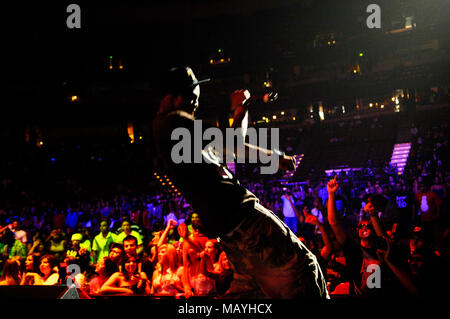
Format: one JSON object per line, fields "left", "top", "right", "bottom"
{"left": 0, "top": 0, "right": 449, "bottom": 308}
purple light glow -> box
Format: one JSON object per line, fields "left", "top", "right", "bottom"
{"left": 390, "top": 143, "right": 411, "bottom": 176}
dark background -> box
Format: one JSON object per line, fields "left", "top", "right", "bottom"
{"left": 0, "top": 0, "right": 448, "bottom": 193}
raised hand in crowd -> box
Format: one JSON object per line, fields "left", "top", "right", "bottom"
{"left": 327, "top": 176, "right": 347, "bottom": 246}
{"left": 158, "top": 219, "right": 178, "bottom": 248}
{"left": 304, "top": 209, "right": 333, "bottom": 261}
{"left": 363, "top": 199, "right": 386, "bottom": 238}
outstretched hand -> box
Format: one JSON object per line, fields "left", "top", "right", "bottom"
{"left": 168, "top": 219, "right": 178, "bottom": 229}
{"left": 327, "top": 175, "right": 339, "bottom": 195}
{"left": 364, "top": 202, "right": 376, "bottom": 216}
{"left": 304, "top": 212, "right": 320, "bottom": 226}
{"left": 279, "top": 155, "right": 297, "bottom": 171}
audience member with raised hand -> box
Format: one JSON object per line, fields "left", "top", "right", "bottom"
{"left": 157, "top": 219, "right": 178, "bottom": 248}
{"left": 327, "top": 175, "right": 386, "bottom": 295}
{"left": 303, "top": 210, "right": 333, "bottom": 262}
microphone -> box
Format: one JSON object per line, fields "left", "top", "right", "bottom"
{"left": 243, "top": 92, "right": 278, "bottom": 107}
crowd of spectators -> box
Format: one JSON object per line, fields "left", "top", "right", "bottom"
{"left": 0, "top": 111, "right": 448, "bottom": 299}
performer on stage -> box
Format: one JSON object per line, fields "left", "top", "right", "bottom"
{"left": 152, "top": 66, "right": 329, "bottom": 299}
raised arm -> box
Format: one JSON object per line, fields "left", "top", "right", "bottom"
{"left": 304, "top": 212, "right": 333, "bottom": 261}
{"left": 157, "top": 219, "right": 178, "bottom": 248}
{"left": 221, "top": 90, "right": 296, "bottom": 172}
{"left": 286, "top": 195, "right": 304, "bottom": 224}
{"left": 230, "top": 89, "right": 250, "bottom": 137}
{"left": 364, "top": 202, "right": 386, "bottom": 238}
{"left": 27, "top": 236, "right": 41, "bottom": 256}
{"left": 377, "top": 238, "right": 420, "bottom": 297}
{"left": 177, "top": 223, "right": 202, "bottom": 253}
{"left": 327, "top": 176, "right": 347, "bottom": 245}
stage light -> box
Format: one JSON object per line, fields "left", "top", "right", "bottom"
{"left": 127, "top": 122, "right": 135, "bottom": 144}
{"left": 139, "top": 136, "right": 143, "bottom": 140}
{"left": 210, "top": 59, "right": 213, "bottom": 64}
{"left": 109, "top": 56, "right": 113, "bottom": 59}
{"left": 218, "top": 49, "right": 222, "bottom": 53}
{"left": 51, "top": 157, "right": 55, "bottom": 162}
{"left": 119, "top": 65, "right": 123, "bottom": 69}
{"left": 391, "top": 97, "right": 396, "bottom": 101}
{"left": 359, "top": 52, "right": 364, "bottom": 57}
{"left": 369, "top": 103, "right": 373, "bottom": 107}
{"left": 71, "top": 95, "right": 78, "bottom": 101}
{"left": 281, "top": 111, "right": 285, "bottom": 115}
{"left": 381, "top": 104, "right": 384, "bottom": 109}
{"left": 272, "top": 115, "right": 277, "bottom": 120}
{"left": 109, "top": 65, "right": 113, "bottom": 69}
{"left": 39, "top": 141, "right": 43, "bottom": 146}
{"left": 319, "top": 105, "right": 325, "bottom": 120}
{"left": 292, "top": 117, "right": 296, "bottom": 121}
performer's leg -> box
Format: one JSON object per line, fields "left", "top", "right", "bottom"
{"left": 218, "top": 202, "right": 329, "bottom": 299}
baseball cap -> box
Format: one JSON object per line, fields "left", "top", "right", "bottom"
{"left": 71, "top": 233, "right": 83, "bottom": 241}
{"left": 162, "top": 66, "right": 210, "bottom": 95}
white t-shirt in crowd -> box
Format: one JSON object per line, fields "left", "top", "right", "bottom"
{"left": 281, "top": 195, "right": 296, "bottom": 218}
{"left": 311, "top": 208, "right": 324, "bottom": 224}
